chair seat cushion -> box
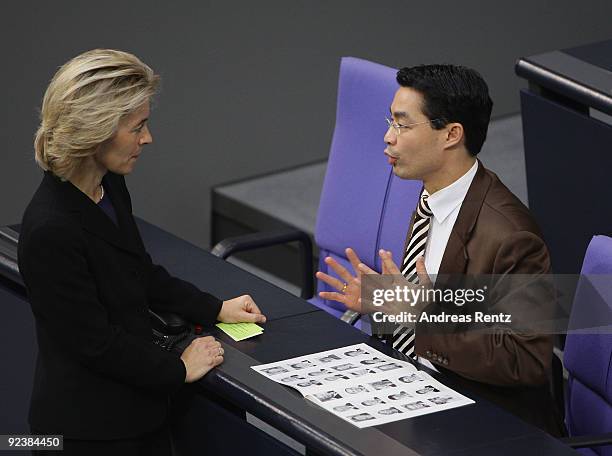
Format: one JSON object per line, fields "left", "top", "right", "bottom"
{"left": 566, "top": 376, "right": 612, "bottom": 455}
{"left": 565, "top": 333, "right": 612, "bottom": 401}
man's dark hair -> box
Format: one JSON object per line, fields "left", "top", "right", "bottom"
{"left": 396, "top": 64, "right": 493, "bottom": 156}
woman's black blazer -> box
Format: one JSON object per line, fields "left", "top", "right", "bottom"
{"left": 17, "top": 171, "right": 222, "bottom": 439}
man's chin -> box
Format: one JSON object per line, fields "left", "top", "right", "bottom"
{"left": 392, "top": 165, "right": 413, "bottom": 180}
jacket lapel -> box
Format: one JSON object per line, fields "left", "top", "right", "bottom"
{"left": 44, "top": 172, "right": 141, "bottom": 256}
{"left": 102, "top": 174, "right": 145, "bottom": 254}
{"left": 437, "top": 160, "right": 491, "bottom": 277}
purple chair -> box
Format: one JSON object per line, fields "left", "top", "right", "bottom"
{"left": 212, "top": 57, "right": 421, "bottom": 328}
{"left": 562, "top": 235, "right": 612, "bottom": 454}
{"left": 311, "top": 57, "right": 421, "bottom": 321}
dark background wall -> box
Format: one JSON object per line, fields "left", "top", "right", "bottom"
{"left": 1, "top": 1, "right": 611, "bottom": 247}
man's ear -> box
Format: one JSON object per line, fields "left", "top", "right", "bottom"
{"left": 443, "top": 123, "right": 464, "bottom": 150}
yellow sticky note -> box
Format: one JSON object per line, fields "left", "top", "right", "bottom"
{"left": 216, "top": 322, "right": 264, "bottom": 341}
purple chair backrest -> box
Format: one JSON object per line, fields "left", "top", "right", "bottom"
{"left": 314, "top": 57, "right": 421, "bottom": 311}
{"left": 564, "top": 235, "right": 612, "bottom": 455}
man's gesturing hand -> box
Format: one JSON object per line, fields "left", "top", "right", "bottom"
{"left": 357, "top": 250, "right": 432, "bottom": 313}
{"left": 377, "top": 250, "right": 432, "bottom": 288}
{"left": 316, "top": 248, "right": 365, "bottom": 313}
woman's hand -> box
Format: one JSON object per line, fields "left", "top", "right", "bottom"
{"left": 218, "top": 295, "right": 266, "bottom": 324}
{"left": 180, "top": 336, "right": 224, "bottom": 383}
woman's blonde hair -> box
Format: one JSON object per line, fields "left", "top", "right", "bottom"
{"left": 34, "top": 49, "right": 159, "bottom": 179}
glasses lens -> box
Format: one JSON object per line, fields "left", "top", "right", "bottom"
{"left": 385, "top": 118, "right": 400, "bottom": 136}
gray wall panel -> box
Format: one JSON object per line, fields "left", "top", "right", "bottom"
{"left": 1, "top": 1, "right": 610, "bottom": 246}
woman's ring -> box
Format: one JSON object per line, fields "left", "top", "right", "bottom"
{"left": 341, "top": 282, "right": 348, "bottom": 293}
{"left": 218, "top": 347, "right": 224, "bottom": 356}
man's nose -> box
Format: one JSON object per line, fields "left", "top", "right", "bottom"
{"left": 384, "top": 126, "right": 396, "bottom": 145}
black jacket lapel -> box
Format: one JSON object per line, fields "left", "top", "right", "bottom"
{"left": 101, "top": 174, "right": 145, "bottom": 254}
{"left": 43, "top": 172, "right": 141, "bottom": 256}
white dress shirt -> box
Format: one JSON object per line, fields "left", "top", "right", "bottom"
{"left": 416, "top": 159, "right": 478, "bottom": 369}
{"left": 422, "top": 160, "right": 479, "bottom": 281}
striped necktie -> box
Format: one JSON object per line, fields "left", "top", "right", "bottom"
{"left": 391, "top": 192, "right": 433, "bottom": 359}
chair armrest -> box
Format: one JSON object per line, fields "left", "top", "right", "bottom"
{"left": 560, "top": 432, "right": 612, "bottom": 449}
{"left": 550, "top": 350, "right": 565, "bottom": 422}
{"left": 211, "top": 228, "right": 314, "bottom": 300}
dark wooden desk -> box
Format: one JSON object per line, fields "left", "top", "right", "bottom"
{"left": 0, "top": 220, "right": 576, "bottom": 455}
{"left": 138, "top": 220, "right": 575, "bottom": 455}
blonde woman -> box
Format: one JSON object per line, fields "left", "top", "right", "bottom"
{"left": 18, "top": 49, "right": 266, "bottom": 455}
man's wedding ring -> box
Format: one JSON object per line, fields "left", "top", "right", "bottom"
{"left": 341, "top": 282, "right": 348, "bottom": 293}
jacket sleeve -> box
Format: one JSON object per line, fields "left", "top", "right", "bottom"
{"left": 115, "top": 173, "right": 223, "bottom": 325}
{"left": 20, "top": 222, "right": 187, "bottom": 394}
{"left": 415, "top": 231, "right": 554, "bottom": 386}
{"left": 144, "top": 254, "right": 223, "bottom": 326}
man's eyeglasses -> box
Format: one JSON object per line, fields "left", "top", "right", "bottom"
{"left": 385, "top": 117, "right": 444, "bottom": 136}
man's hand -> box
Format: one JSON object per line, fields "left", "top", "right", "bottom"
{"left": 374, "top": 250, "right": 432, "bottom": 288}
{"left": 218, "top": 295, "right": 266, "bottom": 324}
{"left": 315, "top": 248, "right": 364, "bottom": 312}
{"left": 315, "top": 248, "right": 432, "bottom": 314}
{"left": 357, "top": 250, "right": 432, "bottom": 313}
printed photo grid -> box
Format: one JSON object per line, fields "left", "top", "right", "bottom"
{"left": 251, "top": 343, "right": 474, "bottom": 428}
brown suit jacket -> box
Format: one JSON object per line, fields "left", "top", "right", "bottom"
{"left": 407, "top": 161, "right": 554, "bottom": 387}
{"left": 398, "top": 161, "right": 563, "bottom": 435}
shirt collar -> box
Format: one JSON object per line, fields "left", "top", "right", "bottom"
{"left": 425, "top": 160, "right": 479, "bottom": 224}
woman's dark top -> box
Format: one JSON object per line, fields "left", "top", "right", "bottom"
{"left": 97, "top": 186, "right": 118, "bottom": 226}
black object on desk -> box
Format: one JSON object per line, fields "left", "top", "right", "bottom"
{"left": 516, "top": 39, "right": 612, "bottom": 274}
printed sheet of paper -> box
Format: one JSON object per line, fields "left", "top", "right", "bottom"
{"left": 251, "top": 343, "right": 474, "bottom": 428}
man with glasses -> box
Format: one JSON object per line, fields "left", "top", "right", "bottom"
{"left": 316, "top": 64, "right": 563, "bottom": 435}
